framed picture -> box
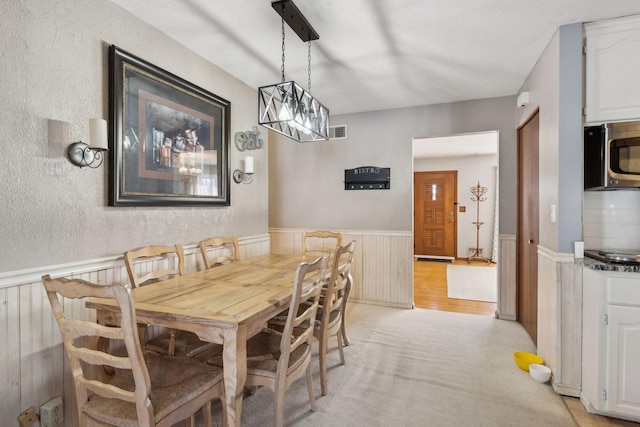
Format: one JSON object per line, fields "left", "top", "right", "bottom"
{"left": 108, "top": 45, "right": 230, "bottom": 206}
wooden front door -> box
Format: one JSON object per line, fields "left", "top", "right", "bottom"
{"left": 414, "top": 171, "right": 457, "bottom": 258}
{"left": 517, "top": 111, "right": 539, "bottom": 344}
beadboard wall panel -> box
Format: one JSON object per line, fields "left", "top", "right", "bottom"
{"left": 558, "top": 260, "right": 582, "bottom": 397}
{"left": 498, "top": 234, "right": 516, "bottom": 320}
{"left": 0, "top": 235, "right": 269, "bottom": 426}
{"left": 269, "top": 228, "right": 413, "bottom": 308}
{"left": 538, "top": 246, "right": 582, "bottom": 397}
{"left": 1, "top": 286, "right": 21, "bottom": 425}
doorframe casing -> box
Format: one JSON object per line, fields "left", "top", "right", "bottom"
{"left": 412, "top": 131, "right": 501, "bottom": 312}
{"left": 516, "top": 107, "right": 540, "bottom": 344}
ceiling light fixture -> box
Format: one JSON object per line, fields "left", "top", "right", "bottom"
{"left": 258, "top": 0, "right": 329, "bottom": 142}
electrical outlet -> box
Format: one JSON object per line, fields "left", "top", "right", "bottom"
{"left": 40, "top": 396, "right": 63, "bottom": 427}
{"left": 18, "top": 407, "right": 39, "bottom": 427}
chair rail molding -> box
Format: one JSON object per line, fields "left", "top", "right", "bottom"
{"left": 0, "top": 234, "right": 271, "bottom": 289}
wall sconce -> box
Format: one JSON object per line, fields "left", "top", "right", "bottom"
{"left": 67, "top": 118, "right": 109, "bottom": 168}
{"left": 233, "top": 156, "right": 254, "bottom": 184}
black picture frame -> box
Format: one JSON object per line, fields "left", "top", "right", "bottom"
{"left": 108, "top": 45, "right": 230, "bottom": 206}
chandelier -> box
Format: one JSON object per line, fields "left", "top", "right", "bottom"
{"left": 258, "top": 0, "right": 329, "bottom": 142}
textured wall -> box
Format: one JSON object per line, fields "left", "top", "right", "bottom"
{"left": 0, "top": 0, "right": 267, "bottom": 273}
{"left": 516, "top": 23, "right": 584, "bottom": 253}
{"left": 268, "top": 96, "right": 516, "bottom": 233}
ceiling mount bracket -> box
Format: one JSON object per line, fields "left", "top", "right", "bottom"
{"left": 271, "top": 0, "right": 319, "bottom": 42}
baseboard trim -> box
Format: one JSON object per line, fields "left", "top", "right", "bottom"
{"left": 497, "top": 313, "right": 516, "bottom": 321}
{"left": 350, "top": 298, "right": 413, "bottom": 309}
{"left": 551, "top": 378, "right": 581, "bottom": 397}
{"left": 414, "top": 255, "right": 454, "bottom": 261}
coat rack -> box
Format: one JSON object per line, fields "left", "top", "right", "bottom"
{"left": 467, "top": 181, "right": 491, "bottom": 264}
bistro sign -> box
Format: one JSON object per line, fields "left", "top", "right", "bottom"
{"left": 344, "top": 166, "right": 390, "bottom": 190}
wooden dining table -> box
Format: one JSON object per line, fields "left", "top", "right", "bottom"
{"left": 86, "top": 253, "right": 323, "bottom": 427}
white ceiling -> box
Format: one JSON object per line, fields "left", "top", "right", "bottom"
{"left": 413, "top": 132, "right": 498, "bottom": 159}
{"left": 109, "top": 0, "right": 640, "bottom": 116}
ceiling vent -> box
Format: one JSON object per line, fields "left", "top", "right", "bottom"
{"left": 329, "top": 125, "right": 347, "bottom": 140}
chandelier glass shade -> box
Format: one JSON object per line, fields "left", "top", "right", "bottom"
{"left": 258, "top": 80, "right": 329, "bottom": 142}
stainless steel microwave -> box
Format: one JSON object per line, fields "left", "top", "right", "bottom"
{"left": 584, "top": 121, "right": 640, "bottom": 190}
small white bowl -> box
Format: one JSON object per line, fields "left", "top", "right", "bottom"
{"left": 529, "top": 363, "right": 551, "bottom": 383}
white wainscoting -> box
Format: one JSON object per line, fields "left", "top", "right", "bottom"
{"left": 537, "top": 246, "right": 582, "bottom": 397}
{"left": 0, "top": 235, "right": 270, "bottom": 426}
{"left": 269, "top": 228, "right": 414, "bottom": 309}
{"left": 497, "top": 234, "right": 516, "bottom": 320}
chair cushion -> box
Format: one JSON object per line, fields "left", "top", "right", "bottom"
{"left": 83, "top": 354, "right": 222, "bottom": 426}
{"left": 207, "top": 328, "right": 310, "bottom": 378}
{"left": 269, "top": 303, "right": 340, "bottom": 331}
{"left": 145, "top": 330, "right": 218, "bottom": 358}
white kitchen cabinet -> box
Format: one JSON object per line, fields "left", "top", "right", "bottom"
{"left": 584, "top": 14, "right": 640, "bottom": 123}
{"left": 582, "top": 267, "right": 640, "bottom": 422}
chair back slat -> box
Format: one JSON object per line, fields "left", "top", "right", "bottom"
{"left": 124, "top": 244, "right": 186, "bottom": 288}
{"left": 199, "top": 236, "right": 240, "bottom": 269}
{"left": 302, "top": 230, "right": 342, "bottom": 257}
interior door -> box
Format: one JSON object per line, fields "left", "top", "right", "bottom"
{"left": 414, "top": 171, "right": 457, "bottom": 258}
{"left": 517, "top": 111, "right": 539, "bottom": 344}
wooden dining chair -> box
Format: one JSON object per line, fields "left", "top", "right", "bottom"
{"left": 210, "top": 253, "right": 329, "bottom": 427}
{"left": 41, "top": 275, "right": 225, "bottom": 427}
{"left": 270, "top": 241, "right": 356, "bottom": 396}
{"left": 199, "top": 236, "right": 240, "bottom": 269}
{"left": 302, "top": 230, "right": 342, "bottom": 257}
{"left": 124, "top": 244, "right": 217, "bottom": 359}
{"left": 315, "top": 240, "right": 356, "bottom": 395}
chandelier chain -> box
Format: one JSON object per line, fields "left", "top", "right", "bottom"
{"left": 308, "top": 41, "right": 312, "bottom": 93}
{"left": 281, "top": 13, "right": 286, "bottom": 83}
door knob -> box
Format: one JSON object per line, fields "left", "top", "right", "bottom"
{"left": 528, "top": 239, "right": 534, "bottom": 244}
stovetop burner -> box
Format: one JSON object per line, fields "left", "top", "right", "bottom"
{"left": 584, "top": 249, "right": 640, "bottom": 264}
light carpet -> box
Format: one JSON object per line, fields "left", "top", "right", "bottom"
{"left": 447, "top": 264, "right": 497, "bottom": 302}
{"left": 203, "top": 303, "right": 575, "bottom": 426}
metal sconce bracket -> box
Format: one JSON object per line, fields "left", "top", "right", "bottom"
{"left": 233, "top": 156, "right": 254, "bottom": 184}
{"left": 67, "top": 141, "right": 108, "bottom": 168}
{"left": 233, "top": 169, "right": 254, "bottom": 184}
{"left": 67, "top": 118, "right": 109, "bottom": 168}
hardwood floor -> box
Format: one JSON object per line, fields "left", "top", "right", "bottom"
{"left": 413, "top": 258, "right": 638, "bottom": 426}
{"left": 413, "top": 258, "right": 496, "bottom": 316}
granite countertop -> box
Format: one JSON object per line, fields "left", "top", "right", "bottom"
{"left": 583, "top": 257, "right": 640, "bottom": 273}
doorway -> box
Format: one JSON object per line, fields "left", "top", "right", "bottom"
{"left": 517, "top": 110, "right": 539, "bottom": 343}
{"left": 413, "top": 132, "right": 499, "bottom": 316}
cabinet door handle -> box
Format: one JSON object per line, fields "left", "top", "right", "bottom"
{"left": 528, "top": 239, "right": 534, "bottom": 244}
